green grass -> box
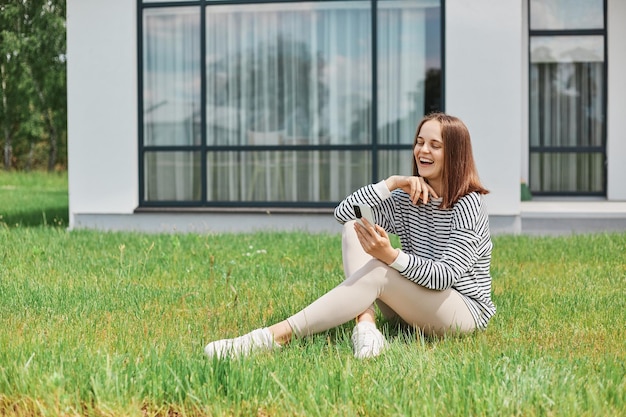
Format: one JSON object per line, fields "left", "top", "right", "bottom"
{"left": 0, "top": 170, "right": 68, "bottom": 227}
{"left": 0, "top": 172, "right": 624, "bottom": 416}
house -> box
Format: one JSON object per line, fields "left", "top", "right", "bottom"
{"left": 66, "top": 0, "right": 626, "bottom": 235}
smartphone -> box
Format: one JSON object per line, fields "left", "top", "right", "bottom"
{"left": 353, "top": 204, "right": 375, "bottom": 227}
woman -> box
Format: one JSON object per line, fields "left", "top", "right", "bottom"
{"left": 204, "top": 112, "right": 496, "bottom": 359}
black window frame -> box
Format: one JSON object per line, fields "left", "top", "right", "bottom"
{"left": 137, "top": 0, "right": 445, "bottom": 209}
{"left": 527, "top": 0, "right": 608, "bottom": 197}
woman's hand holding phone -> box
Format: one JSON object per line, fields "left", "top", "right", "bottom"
{"left": 353, "top": 204, "right": 399, "bottom": 265}
{"left": 353, "top": 204, "right": 375, "bottom": 227}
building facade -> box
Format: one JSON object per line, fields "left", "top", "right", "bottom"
{"left": 66, "top": 0, "right": 626, "bottom": 234}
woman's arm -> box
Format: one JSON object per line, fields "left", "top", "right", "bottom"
{"left": 333, "top": 181, "right": 392, "bottom": 225}
{"left": 334, "top": 176, "right": 435, "bottom": 224}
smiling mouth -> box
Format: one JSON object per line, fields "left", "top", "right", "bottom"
{"left": 419, "top": 157, "right": 434, "bottom": 165}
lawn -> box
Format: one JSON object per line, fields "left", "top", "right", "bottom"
{"left": 0, "top": 171, "right": 624, "bottom": 416}
{"left": 0, "top": 170, "right": 68, "bottom": 227}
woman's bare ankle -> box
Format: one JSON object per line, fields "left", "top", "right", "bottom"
{"left": 356, "top": 308, "right": 376, "bottom": 324}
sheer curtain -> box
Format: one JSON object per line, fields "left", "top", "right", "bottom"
{"left": 205, "top": 1, "right": 434, "bottom": 203}
{"left": 377, "top": 1, "right": 431, "bottom": 179}
{"left": 206, "top": 2, "right": 371, "bottom": 146}
{"left": 377, "top": 2, "right": 427, "bottom": 146}
{"left": 529, "top": 36, "right": 604, "bottom": 193}
{"left": 140, "top": 2, "right": 438, "bottom": 204}
{"left": 206, "top": 2, "right": 372, "bottom": 203}
{"left": 143, "top": 8, "right": 201, "bottom": 201}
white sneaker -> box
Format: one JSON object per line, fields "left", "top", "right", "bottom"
{"left": 204, "top": 328, "right": 279, "bottom": 359}
{"left": 351, "top": 321, "right": 388, "bottom": 359}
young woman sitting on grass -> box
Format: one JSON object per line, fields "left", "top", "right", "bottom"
{"left": 204, "top": 112, "right": 496, "bottom": 359}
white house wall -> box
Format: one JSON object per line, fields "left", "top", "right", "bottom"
{"left": 445, "top": 0, "right": 523, "bottom": 220}
{"left": 67, "top": 0, "right": 138, "bottom": 228}
{"left": 607, "top": 0, "right": 626, "bottom": 201}
{"left": 66, "top": 0, "right": 625, "bottom": 234}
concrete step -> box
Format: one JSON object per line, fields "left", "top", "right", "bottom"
{"left": 520, "top": 200, "right": 626, "bottom": 235}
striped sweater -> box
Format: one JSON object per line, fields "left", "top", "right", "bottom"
{"left": 334, "top": 180, "right": 496, "bottom": 329}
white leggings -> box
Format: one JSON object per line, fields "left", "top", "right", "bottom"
{"left": 286, "top": 221, "right": 476, "bottom": 337}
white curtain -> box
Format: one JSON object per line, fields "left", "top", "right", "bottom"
{"left": 377, "top": 3, "right": 426, "bottom": 145}
{"left": 143, "top": 8, "right": 201, "bottom": 201}
{"left": 529, "top": 36, "right": 604, "bottom": 193}
{"left": 141, "top": 2, "right": 437, "bottom": 203}
{"left": 205, "top": 1, "right": 432, "bottom": 202}
{"left": 206, "top": 2, "right": 372, "bottom": 202}
{"left": 377, "top": 1, "right": 429, "bottom": 180}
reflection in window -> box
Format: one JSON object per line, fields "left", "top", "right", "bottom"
{"left": 205, "top": 2, "right": 372, "bottom": 147}
{"left": 378, "top": 0, "right": 441, "bottom": 146}
{"left": 143, "top": 8, "right": 201, "bottom": 147}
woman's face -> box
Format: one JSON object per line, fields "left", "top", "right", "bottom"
{"left": 414, "top": 119, "right": 444, "bottom": 191}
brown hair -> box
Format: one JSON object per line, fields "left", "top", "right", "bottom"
{"left": 411, "top": 112, "right": 489, "bottom": 209}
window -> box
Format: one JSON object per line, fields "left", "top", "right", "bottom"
{"left": 139, "top": 0, "right": 442, "bottom": 207}
{"left": 528, "top": 0, "right": 606, "bottom": 195}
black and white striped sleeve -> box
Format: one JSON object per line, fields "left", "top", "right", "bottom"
{"left": 334, "top": 180, "right": 395, "bottom": 229}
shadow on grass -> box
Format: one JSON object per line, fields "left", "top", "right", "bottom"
{"left": 316, "top": 319, "right": 440, "bottom": 347}
{"left": 1, "top": 206, "right": 69, "bottom": 228}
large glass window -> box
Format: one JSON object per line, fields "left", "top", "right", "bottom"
{"left": 140, "top": 0, "right": 442, "bottom": 207}
{"left": 528, "top": 0, "right": 606, "bottom": 195}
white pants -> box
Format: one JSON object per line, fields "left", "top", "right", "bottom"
{"left": 286, "top": 221, "right": 476, "bottom": 337}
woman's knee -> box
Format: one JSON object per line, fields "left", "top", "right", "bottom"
{"left": 341, "top": 220, "right": 374, "bottom": 278}
{"left": 341, "top": 220, "right": 358, "bottom": 246}
{"left": 345, "top": 259, "right": 391, "bottom": 288}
